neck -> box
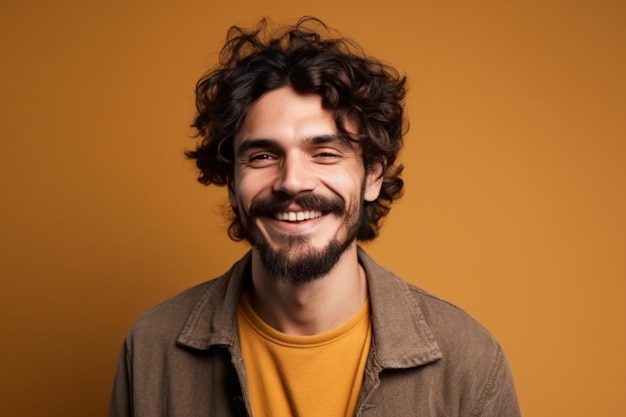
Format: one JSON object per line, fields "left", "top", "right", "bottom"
{"left": 248, "top": 243, "right": 368, "bottom": 336}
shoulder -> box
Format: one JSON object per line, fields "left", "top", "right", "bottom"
{"left": 126, "top": 278, "right": 224, "bottom": 343}
{"left": 360, "top": 248, "right": 499, "bottom": 352}
{"left": 125, "top": 252, "right": 252, "bottom": 345}
{"left": 408, "top": 285, "right": 499, "bottom": 352}
{"left": 362, "top": 250, "right": 519, "bottom": 414}
{"left": 404, "top": 283, "right": 511, "bottom": 394}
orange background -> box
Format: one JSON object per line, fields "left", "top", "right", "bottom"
{"left": 1, "top": 1, "right": 624, "bottom": 416}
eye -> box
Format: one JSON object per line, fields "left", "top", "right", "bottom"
{"left": 247, "top": 152, "right": 278, "bottom": 168}
{"left": 313, "top": 149, "right": 343, "bottom": 164}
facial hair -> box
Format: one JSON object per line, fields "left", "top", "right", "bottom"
{"left": 242, "top": 191, "right": 362, "bottom": 284}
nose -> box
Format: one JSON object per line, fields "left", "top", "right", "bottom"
{"left": 272, "top": 154, "right": 316, "bottom": 196}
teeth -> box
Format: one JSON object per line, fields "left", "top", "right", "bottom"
{"left": 275, "top": 210, "right": 323, "bottom": 221}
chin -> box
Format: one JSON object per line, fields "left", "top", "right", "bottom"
{"left": 256, "top": 237, "right": 355, "bottom": 284}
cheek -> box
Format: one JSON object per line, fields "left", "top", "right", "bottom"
{"left": 324, "top": 170, "right": 363, "bottom": 199}
{"left": 322, "top": 163, "right": 358, "bottom": 184}
{"left": 327, "top": 174, "right": 346, "bottom": 188}
{"left": 233, "top": 175, "right": 271, "bottom": 206}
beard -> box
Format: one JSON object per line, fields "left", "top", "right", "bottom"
{"left": 255, "top": 235, "right": 355, "bottom": 284}
{"left": 241, "top": 191, "right": 362, "bottom": 284}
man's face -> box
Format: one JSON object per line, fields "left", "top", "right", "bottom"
{"left": 229, "top": 86, "right": 382, "bottom": 283}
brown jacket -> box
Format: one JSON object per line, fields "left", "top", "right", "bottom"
{"left": 109, "top": 248, "right": 521, "bottom": 416}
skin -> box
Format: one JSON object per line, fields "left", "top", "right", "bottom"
{"left": 229, "top": 86, "right": 383, "bottom": 335}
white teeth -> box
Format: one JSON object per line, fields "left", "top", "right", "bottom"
{"left": 275, "top": 210, "right": 323, "bottom": 221}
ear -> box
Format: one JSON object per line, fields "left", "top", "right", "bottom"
{"left": 364, "top": 161, "right": 384, "bottom": 202}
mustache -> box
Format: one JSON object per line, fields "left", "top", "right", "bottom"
{"left": 249, "top": 192, "right": 345, "bottom": 218}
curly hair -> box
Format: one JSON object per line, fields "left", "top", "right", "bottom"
{"left": 187, "top": 17, "right": 407, "bottom": 241}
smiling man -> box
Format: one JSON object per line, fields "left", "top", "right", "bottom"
{"left": 231, "top": 87, "right": 383, "bottom": 290}
{"left": 109, "top": 17, "right": 520, "bottom": 417}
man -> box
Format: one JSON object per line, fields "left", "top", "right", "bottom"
{"left": 109, "top": 17, "right": 520, "bottom": 417}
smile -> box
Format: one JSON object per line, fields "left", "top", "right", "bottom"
{"left": 275, "top": 210, "right": 323, "bottom": 222}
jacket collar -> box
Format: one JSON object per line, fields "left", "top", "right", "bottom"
{"left": 177, "top": 248, "right": 441, "bottom": 369}
{"left": 176, "top": 252, "right": 252, "bottom": 350}
{"left": 357, "top": 247, "right": 442, "bottom": 368}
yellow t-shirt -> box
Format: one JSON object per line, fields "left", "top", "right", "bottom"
{"left": 237, "top": 296, "right": 372, "bottom": 417}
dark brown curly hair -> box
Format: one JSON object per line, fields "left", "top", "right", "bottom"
{"left": 187, "top": 17, "right": 407, "bottom": 241}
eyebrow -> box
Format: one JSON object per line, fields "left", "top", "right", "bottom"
{"left": 235, "top": 138, "right": 278, "bottom": 157}
{"left": 306, "top": 134, "right": 351, "bottom": 147}
{"left": 235, "top": 134, "right": 351, "bottom": 157}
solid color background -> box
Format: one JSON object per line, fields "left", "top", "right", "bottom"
{"left": 1, "top": 1, "right": 624, "bottom": 416}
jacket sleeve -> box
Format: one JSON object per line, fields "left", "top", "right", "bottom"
{"left": 472, "top": 346, "right": 521, "bottom": 417}
{"left": 108, "top": 340, "right": 133, "bottom": 417}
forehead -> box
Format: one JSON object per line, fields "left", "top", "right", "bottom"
{"left": 235, "top": 87, "right": 343, "bottom": 148}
